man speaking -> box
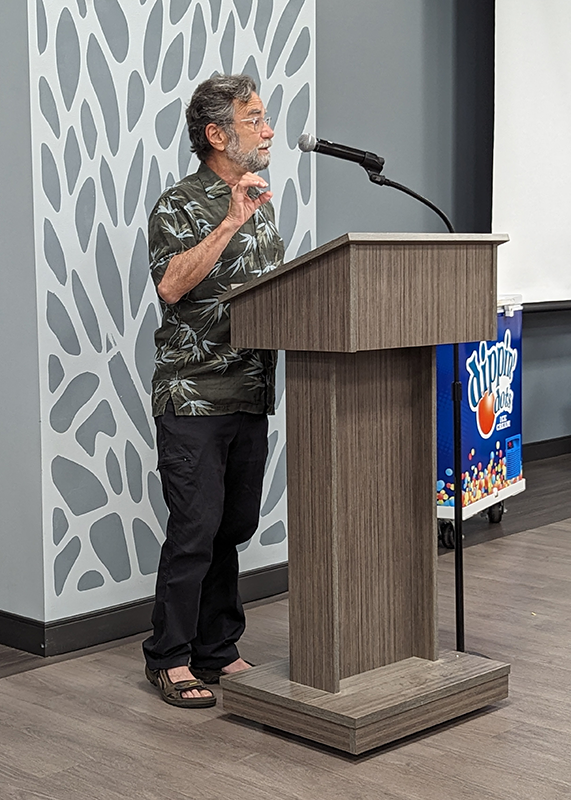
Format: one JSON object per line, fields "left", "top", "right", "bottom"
{"left": 143, "top": 75, "right": 284, "bottom": 707}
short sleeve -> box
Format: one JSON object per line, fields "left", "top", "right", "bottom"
{"left": 148, "top": 191, "right": 197, "bottom": 287}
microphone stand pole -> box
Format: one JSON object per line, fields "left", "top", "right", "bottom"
{"left": 367, "top": 169, "right": 465, "bottom": 653}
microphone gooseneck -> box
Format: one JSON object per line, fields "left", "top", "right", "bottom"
{"left": 297, "top": 132, "right": 454, "bottom": 234}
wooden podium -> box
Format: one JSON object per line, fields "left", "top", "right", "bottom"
{"left": 220, "top": 233, "right": 510, "bottom": 754}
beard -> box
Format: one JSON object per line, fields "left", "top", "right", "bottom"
{"left": 226, "top": 130, "right": 272, "bottom": 172}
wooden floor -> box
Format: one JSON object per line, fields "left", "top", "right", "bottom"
{"left": 460, "top": 452, "right": 571, "bottom": 545}
{"left": 1, "top": 457, "right": 570, "bottom": 798}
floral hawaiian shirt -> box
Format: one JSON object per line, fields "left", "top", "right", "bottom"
{"left": 148, "top": 162, "right": 284, "bottom": 417}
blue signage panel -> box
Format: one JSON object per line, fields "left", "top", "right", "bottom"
{"left": 436, "top": 305, "right": 524, "bottom": 518}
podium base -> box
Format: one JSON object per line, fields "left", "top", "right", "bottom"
{"left": 221, "top": 650, "right": 509, "bottom": 755}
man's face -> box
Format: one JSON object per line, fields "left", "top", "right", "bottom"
{"left": 225, "top": 92, "right": 274, "bottom": 173}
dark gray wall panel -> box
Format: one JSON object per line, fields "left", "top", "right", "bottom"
{"left": 522, "top": 311, "right": 571, "bottom": 443}
{"left": 315, "top": 0, "right": 454, "bottom": 243}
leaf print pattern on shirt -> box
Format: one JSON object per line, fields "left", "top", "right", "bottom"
{"left": 149, "top": 161, "right": 284, "bottom": 417}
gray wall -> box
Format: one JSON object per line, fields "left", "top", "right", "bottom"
{"left": 0, "top": 0, "right": 44, "bottom": 618}
{"left": 522, "top": 311, "right": 571, "bottom": 443}
{"left": 315, "top": 0, "right": 455, "bottom": 244}
{"left": 0, "top": 0, "right": 567, "bottom": 634}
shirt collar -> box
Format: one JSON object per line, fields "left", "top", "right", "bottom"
{"left": 197, "top": 161, "right": 231, "bottom": 199}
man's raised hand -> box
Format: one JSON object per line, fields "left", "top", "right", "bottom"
{"left": 226, "top": 172, "right": 273, "bottom": 230}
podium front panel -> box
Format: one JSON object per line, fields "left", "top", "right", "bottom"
{"left": 228, "top": 240, "right": 498, "bottom": 353}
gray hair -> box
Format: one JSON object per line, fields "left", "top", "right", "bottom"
{"left": 186, "top": 74, "right": 257, "bottom": 162}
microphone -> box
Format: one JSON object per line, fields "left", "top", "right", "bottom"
{"left": 298, "top": 133, "right": 385, "bottom": 173}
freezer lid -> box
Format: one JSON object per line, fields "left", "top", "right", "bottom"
{"left": 497, "top": 293, "right": 523, "bottom": 316}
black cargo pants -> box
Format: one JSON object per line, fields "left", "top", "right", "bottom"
{"left": 142, "top": 401, "right": 268, "bottom": 672}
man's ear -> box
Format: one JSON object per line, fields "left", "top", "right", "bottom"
{"left": 205, "top": 122, "right": 227, "bottom": 152}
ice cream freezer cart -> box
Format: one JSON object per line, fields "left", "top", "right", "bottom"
{"left": 436, "top": 295, "right": 526, "bottom": 548}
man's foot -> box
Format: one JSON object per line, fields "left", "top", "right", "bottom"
{"left": 221, "top": 657, "right": 252, "bottom": 675}
{"left": 192, "top": 657, "right": 253, "bottom": 684}
{"left": 167, "top": 666, "right": 214, "bottom": 699}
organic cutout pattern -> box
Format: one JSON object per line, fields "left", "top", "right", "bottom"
{"left": 33, "top": 1, "right": 314, "bottom": 606}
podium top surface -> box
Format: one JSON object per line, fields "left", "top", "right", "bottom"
{"left": 220, "top": 231, "right": 509, "bottom": 302}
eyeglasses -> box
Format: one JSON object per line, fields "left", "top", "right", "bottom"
{"left": 240, "top": 115, "right": 272, "bottom": 131}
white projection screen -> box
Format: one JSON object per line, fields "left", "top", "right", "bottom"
{"left": 493, "top": 1, "right": 571, "bottom": 304}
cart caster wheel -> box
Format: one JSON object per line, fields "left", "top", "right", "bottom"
{"left": 487, "top": 502, "right": 504, "bottom": 524}
{"left": 438, "top": 520, "right": 455, "bottom": 549}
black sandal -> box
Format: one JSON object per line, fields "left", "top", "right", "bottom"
{"left": 145, "top": 665, "right": 217, "bottom": 708}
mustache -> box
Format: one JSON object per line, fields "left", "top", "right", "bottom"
{"left": 258, "top": 140, "right": 272, "bottom": 150}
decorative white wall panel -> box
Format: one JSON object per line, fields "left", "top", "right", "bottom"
{"left": 28, "top": 0, "right": 315, "bottom": 621}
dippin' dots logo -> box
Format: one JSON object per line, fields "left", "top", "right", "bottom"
{"left": 466, "top": 331, "right": 518, "bottom": 439}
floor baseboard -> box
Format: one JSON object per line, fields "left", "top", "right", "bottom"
{"left": 0, "top": 562, "right": 288, "bottom": 658}
{"left": 523, "top": 435, "right": 571, "bottom": 462}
